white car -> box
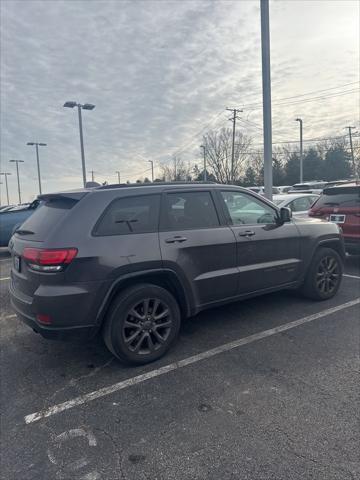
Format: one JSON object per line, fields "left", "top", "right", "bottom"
{"left": 272, "top": 193, "right": 319, "bottom": 216}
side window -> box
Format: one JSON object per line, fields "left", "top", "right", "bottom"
{"left": 94, "top": 194, "right": 160, "bottom": 236}
{"left": 221, "top": 191, "right": 278, "bottom": 225}
{"left": 162, "top": 191, "right": 219, "bottom": 230}
{"left": 291, "top": 197, "right": 311, "bottom": 212}
{"left": 309, "top": 196, "right": 318, "bottom": 207}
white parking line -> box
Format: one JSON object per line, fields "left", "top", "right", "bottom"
{"left": 344, "top": 273, "right": 360, "bottom": 280}
{"left": 0, "top": 277, "right": 10, "bottom": 282}
{"left": 24, "top": 297, "right": 360, "bottom": 425}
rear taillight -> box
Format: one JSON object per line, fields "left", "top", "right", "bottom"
{"left": 23, "top": 248, "right": 78, "bottom": 272}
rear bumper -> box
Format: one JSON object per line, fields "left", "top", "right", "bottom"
{"left": 10, "top": 302, "right": 99, "bottom": 340}
{"left": 9, "top": 276, "right": 105, "bottom": 340}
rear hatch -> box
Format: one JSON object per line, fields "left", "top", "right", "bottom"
{"left": 10, "top": 192, "right": 86, "bottom": 298}
{"left": 309, "top": 186, "right": 360, "bottom": 239}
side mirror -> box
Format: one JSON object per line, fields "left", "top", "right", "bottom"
{"left": 279, "top": 207, "right": 292, "bottom": 224}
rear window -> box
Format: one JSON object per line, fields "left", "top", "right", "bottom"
{"left": 16, "top": 198, "right": 77, "bottom": 240}
{"left": 313, "top": 187, "right": 360, "bottom": 208}
{"left": 94, "top": 194, "right": 160, "bottom": 236}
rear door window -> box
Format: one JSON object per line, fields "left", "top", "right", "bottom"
{"left": 161, "top": 191, "right": 219, "bottom": 230}
{"left": 94, "top": 194, "right": 160, "bottom": 236}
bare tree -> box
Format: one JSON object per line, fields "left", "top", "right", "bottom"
{"left": 202, "top": 127, "right": 252, "bottom": 183}
{"left": 160, "top": 156, "right": 192, "bottom": 181}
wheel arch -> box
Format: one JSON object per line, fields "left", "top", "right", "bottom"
{"left": 96, "top": 269, "right": 193, "bottom": 325}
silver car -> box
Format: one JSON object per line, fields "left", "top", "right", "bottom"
{"left": 272, "top": 193, "right": 319, "bottom": 217}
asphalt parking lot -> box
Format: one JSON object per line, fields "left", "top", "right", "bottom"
{"left": 1, "top": 248, "right": 359, "bottom": 480}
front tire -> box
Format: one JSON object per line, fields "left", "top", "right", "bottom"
{"left": 301, "top": 247, "right": 343, "bottom": 300}
{"left": 103, "top": 284, "right": 181, "bottom": 365}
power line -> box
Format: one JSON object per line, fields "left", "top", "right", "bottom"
{"left": 252, "top": 134, "right": 347, "bottom": 146}
{"left": 242, "top": 81, "right": 359, "bottom": 107}
{"left": 171, "top": 109, "right": 228, "bottom": 158}
{"left": 243, "top": 88, "right": 358, "bottom": 111}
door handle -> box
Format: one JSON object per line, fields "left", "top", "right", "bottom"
{"left": 165, "top": 236, "right": 188, "bottom": 243}
{"left": 239, "top": 230, "right": 255, "bottom": 237}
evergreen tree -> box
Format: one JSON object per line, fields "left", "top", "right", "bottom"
{"left": 323, "top": 145, "right": 352, "bottom": 181}
{"left": 303, "top": 148, "right": 324, "bottom": 181}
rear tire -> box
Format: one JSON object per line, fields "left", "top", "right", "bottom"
{"left": 103, "top": 283, "right": 181, "bottom": 365}
{"left": 301, "top": 247, "right": 343, "bottom": 301}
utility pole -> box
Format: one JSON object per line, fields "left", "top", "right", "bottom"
{"left": 116, "top": 170, "right": 121, "bottom": 183}
{"left": 9, "top": 160, "right": 24, "bottom": 204}
{"left": 295, "top": 118, "right": 303, "bottom": 183}
{"left": 89, "top": 170, "right": 95, "bottom": 182}
{"left": 0, "top": 172, "right": 11, "bottom": 204}
{"left": 345, "top": 126, "right": 356, "bottom": 175}
{"left": 226, "top": 108, "right": 242, "bottom": 183}
{"left": 148, "top": 160, "right": 154, "bottom": 182}
{"left": 27, "top": 142, "right": 47, "bottom": 194}
{"left": 200, "top": 145, "right": 207, "bottom": 181}
{"left": 260, "top": 0, "right": 273, "bottom": 200}
{"left": 174, "top": 157, "right": 177, "bottom": 181}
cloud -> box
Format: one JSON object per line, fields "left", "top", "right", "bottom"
{"left": 0, "top": 0, "right": 358, "bottom": 202}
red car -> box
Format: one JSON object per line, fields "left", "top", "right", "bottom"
{"left": 309, "top": 182, "right": 360, "bottom": 255}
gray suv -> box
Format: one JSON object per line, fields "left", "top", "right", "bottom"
{"left": 9, "top": 183, "right": 345, "bottom": 364}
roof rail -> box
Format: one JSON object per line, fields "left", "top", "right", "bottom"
{"left": 97, "top": 181, "right": 218, "bottom": 190}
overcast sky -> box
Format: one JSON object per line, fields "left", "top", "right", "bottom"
{"left": 0, "top": 0, "right": 359, "bottom": 202}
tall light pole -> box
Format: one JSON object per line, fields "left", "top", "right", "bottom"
{"left": 200, "top": 145, "right": 207, "bottom": 181}
{"left": 345, "top": 126, "right": 356, "bottom": 176}
{"left": 148, "top": 161, "right": 154, "bottom": 182}
{"left": 9, "top": 160, "right": 24, "bottom": 204}
{"left": 89, "top": 170, "right": 95, "bottom": 182}
{"left": 260, "top": 0, "right": 273, "bottom": 200}
{"left": 116, "top": 171, "right": 121, "bottom": 183}
{"left": 295, "top": 118, "right": 303, "bottom": 183}
{"left": 27, "top": 142, "right": 47, "bottom": 194}
{"left": 0, "top": 172, "right": 11, "bottom": 205}
{"left": 63, "top": 101, "right": 95, "bottom": 188}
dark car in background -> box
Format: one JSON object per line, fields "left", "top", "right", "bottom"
{"left": 9, "top": 183, "right": 345, "bottom": 365}
{"left": 309, "top": 183, "right": 360, "bottom": 255}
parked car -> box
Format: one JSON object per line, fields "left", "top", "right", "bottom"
{"left": 276, "top": 185, "right": 292, "bottom": 194}
{"left": 9, "top": 183, "right": 345, "bottom": 365}
{"left": 309, "top": 183, "right": 360, "bottom": 255}
{"left": 0, "top": 201, "right": 39, "bottom": 247}
{"left": 272, "top": 193, "right": 319, "bottom": 217}
{"left": 248, "top": 186, "right": 280, "bottom": 195}
{"left": 288, "top": 181, "right": 327, "bottom": 194}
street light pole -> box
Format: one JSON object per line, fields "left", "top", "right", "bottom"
{"left": 0, "top": 172, "right": 11, "bottom": 204}
{"left": 63, "top": 101, "right": 95, "bottom": 188}
{"left": 295, "top": 118, "right": 303, "bottom": 183}
{"left": 148, "top": 161, "right": 154, "bottom": 182}
{"left": 200, "top": 145, "right": 207, "bottom": 181}
{"left": 9, "top": 160, "right": 24, "bottom": 204}
{"left": 260, "top": 0, "right": 273, "bottom": 200}
{"left": 116, "top": 171, "right": 121, "bottom": 184}
{"left": 27, "top": 142, "right": 47, "bottom": 195}
{"left": 77, "top": 105, "right": 87, "bottom": 187}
